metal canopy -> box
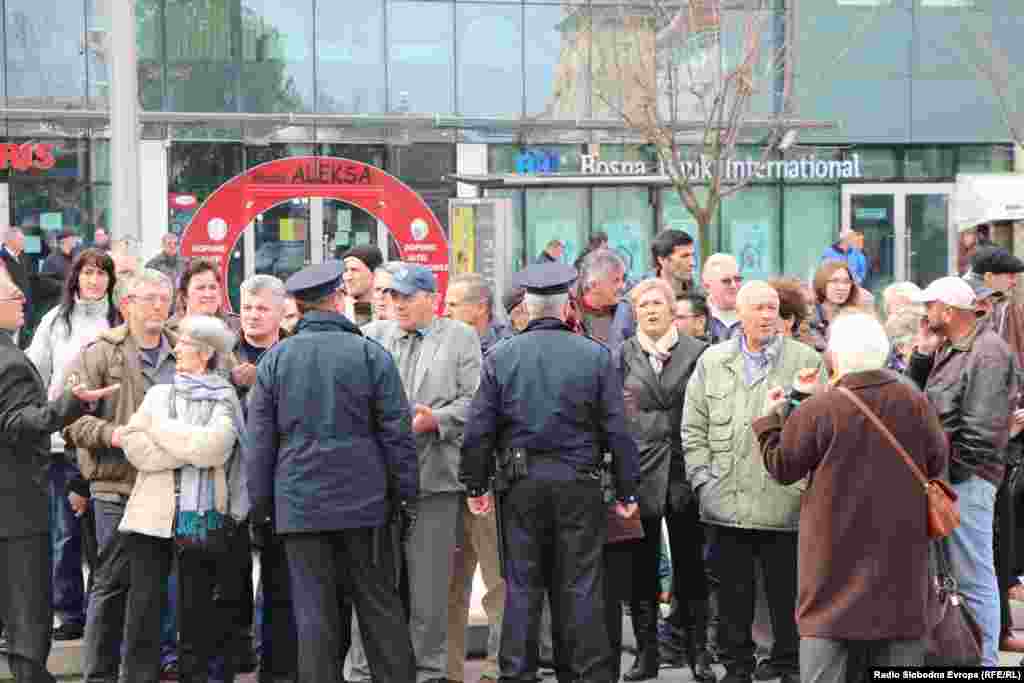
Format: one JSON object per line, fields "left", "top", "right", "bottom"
{"left": 450, "top": 173, "right": 681, "bottom": 188}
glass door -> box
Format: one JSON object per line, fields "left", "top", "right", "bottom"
{"left": 842, "top": 183, "right": 954, "bottom": 294}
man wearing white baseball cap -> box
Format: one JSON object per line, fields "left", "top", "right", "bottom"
{"left": 908, "top": 275, "right": 1017, "bottom": 666}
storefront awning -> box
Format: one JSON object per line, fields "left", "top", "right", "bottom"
{"left": 449, "top": 173, "right": 677, "bottom": 189}
{"left": 953, "top": 173, "right": 1024, "bottom": 232}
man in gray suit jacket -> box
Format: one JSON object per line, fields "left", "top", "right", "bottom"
{"left": 350, "top": 263, "right": 482, "bottom": 683}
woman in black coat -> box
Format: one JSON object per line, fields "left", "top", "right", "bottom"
{"left": 616, "top": 278, "right": 709, "bottom": 681}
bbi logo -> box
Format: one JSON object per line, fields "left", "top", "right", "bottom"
{"left": 515, "top": 149, "right": 561, "bottom": 174}
{"left": 0, "top": 143, "right": 55, "bottom": 171}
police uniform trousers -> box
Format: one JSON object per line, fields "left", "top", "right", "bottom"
{"left": 499, "top": 460, "right": 611, "bottom": 683}
{"left": 284, "top": 524, "right": 414, "bottom": 683}
{"left": 0, "top": 533, "right": 55, "bottom": 683}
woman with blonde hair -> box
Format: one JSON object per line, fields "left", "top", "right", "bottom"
{"left": 615, "top": 277, "right": 711, "bottom": 682}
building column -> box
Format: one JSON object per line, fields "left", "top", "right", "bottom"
{"left": 107, "top": 0, "right": 142, "bottom": 243}
{"left": 457, "top": 144, "right": 487, "bottom": 199}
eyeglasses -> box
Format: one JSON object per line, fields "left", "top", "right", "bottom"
{"left": 131, "top": 294, "right": 172, "bottom": 307}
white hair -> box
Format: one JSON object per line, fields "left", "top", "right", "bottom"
{"left": 735, "top": 280, "right": 778, "bottom": 311}
{"left": 179, "top": 314, "right": 237, "bottom": 356}
{"left": 240, "top": 274, "right": 286, "bottom": 303}
{"left": 882, "top": 281, "right": 923, "bottom": 316}
{"left": 828, "top": 312, "right": 890, "bottom": 376}
{"left": 524, "top": 292, "right": 569, "bottom": 319}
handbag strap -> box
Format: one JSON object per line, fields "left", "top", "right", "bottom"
{"left": 836, "top": 387, "right": 929, "bottom": 491}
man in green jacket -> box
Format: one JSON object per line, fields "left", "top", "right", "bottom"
{"left": 683, "top": 280, "right": 823, "bottom": 683}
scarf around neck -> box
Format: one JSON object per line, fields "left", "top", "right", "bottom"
{"left": 173, "top": 373, "right": 244, "bottom": 533}
{"left": 636, "top": 325, "right": 679, "bottom": 375}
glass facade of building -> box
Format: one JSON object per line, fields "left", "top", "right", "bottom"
{"left": 0, "top": 0, "right": 1021, "bottom": 292}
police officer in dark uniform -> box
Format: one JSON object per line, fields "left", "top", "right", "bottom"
{"left": 459, "top": 262, "right": 640, "bottom": 683}
{"left": 246, "top": 261, "right": 419, "bottom": 683}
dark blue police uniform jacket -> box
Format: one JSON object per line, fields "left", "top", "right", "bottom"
{"left": 460, "top": 317, "right": 638, "bottom": 496}
{"left": 246, "top": 311, "right": 419, "bottom": 533}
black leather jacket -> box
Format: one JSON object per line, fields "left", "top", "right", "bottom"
{"left": 906, "top": 324, "right": 1016, "bottom": 483}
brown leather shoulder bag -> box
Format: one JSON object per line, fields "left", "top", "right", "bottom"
{"left": 837, "top": 387, "right": 960, "bottom": 538}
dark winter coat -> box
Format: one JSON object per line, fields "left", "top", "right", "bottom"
{"left": 754, "top": 370, "right": 948, "bottom": 640}
{"left": 246, "top": 311, "right": 419, "bottom": 533}
{"left": 617, "top": 334, "right": 706, "bottom": 518}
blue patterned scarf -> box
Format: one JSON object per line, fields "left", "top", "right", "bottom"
{"left": 172, "top": 373, "right": 244, "bottom": 540}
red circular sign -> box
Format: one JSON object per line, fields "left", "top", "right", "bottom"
{"left": 179, "top": 156, "right": 449, "bottom": 312}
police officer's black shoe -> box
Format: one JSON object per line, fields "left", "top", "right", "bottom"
{"left": 623, "top": 646, "right": 659, "bottom": 681}
{"left": 690, "top": 651, "right": 717, "bottom": 683}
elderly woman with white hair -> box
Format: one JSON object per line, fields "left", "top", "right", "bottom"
{"left": 117, "top": 314, "right": 247, "bottom": 683}
{"left": 754, "top": 313, "right": 949, "bottom": 682}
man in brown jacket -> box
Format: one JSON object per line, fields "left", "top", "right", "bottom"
{"left": 755, "top": 312, "right": 948, "bottom": 681}
{"left": 65, "top": 268, "right": 178, "bottom": 683}
{"left": 906, "top": 276, "right": 1016, "bottom": 666}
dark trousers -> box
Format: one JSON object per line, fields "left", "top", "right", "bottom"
{"left": 284, "top": 526, "right": 414, "bottom": 683}
{"left": 604, "top": 541, "right": 635, "bottom": 682}
{"left": 498, "top": 465, "right": 611, "bottom": 683}
{"left": 667, "top": 498, "right": 710, "bottom": 622}
{"left": 996, "top": 465, "right": 1017, "bottom": 637}
{"left": 628, "top": 516, "right": 663, "bottom": 651}
{"left": 121, "top": 534, "right": 174, "bottom": 683}
{"left": 49, "top": 455, "right": 85, "bottom": 626}
{"left": 0, "top": 534, "right": 55, "bottom": 683}
{"left": 83, "top": 499, "right": 131, "bottom": 683}
{"left": 258, "top": 536, "right": 298, "bottom": 681}
{"left": 178, "top": 531, "right": 250, "bottom": 683}
{"left": 708, "top": 525, "right": 799, "bottom": 677}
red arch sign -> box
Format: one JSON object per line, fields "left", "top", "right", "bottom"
{"left": 179, "top": 156, "right": 449, "bottom": 312}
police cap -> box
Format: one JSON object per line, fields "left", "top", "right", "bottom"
{"left": 516, "top": 262, "right": 578, "bottom": 296}
{"left": 971, "top": 245, "right": 1024, "bottom": 275}
{"left": 285, "top": 260, "right": 344, "bottom": 301}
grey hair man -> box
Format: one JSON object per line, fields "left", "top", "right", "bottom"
{"left": 67, "top": 267, "right": 179, "bottom": 682}
{"left": 701, "top": 253, "right": 743, "bottom": 343}
{"left": 1, "top": 226, "right": 31, "bottom": 347}
{"left": 577, "top": 248, "right": 631, "bottom": 347}
{"left": 442, "top": 272, "right": 511, "bottom": 681}
{"left": 234, "top": 274, "right": 287, "bottom": 390}
{"left": 0, "top": 271, "right": 118, "bottom": 681}
{"left": 881, "top": 282, "right": 923, "bottom": 319}
{"left": 683, "top": 280, "right": 823, "bottom": 683}
{"left": 371, "top": 262, "right": 401, "bottom": 323}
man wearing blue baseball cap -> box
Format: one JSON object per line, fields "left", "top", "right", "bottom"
{"left": 353, "top": 263, "right": 483, "bottom": 683}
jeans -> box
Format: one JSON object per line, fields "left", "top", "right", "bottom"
{"left": 799, "top": 638, "right": 923, "bottom": 683}
{"left": 49, "top": 455, "right": 85, "bottom": 626}
{"left": 948, "top": 475, "right": 1000, "bottom": 666}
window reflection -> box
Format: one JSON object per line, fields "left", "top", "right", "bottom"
{"left": 241, "top": 0, "right": 315, "bottom": 113}
{"left": 526, "top": 4, "right": 588, "bottom": 118}
{"left": 317, "top": 0, "right": 385, "bottom": 113}
{"left": 388, "top": 1, "right": 454, "bottom": 114}
{"left": 457, "top": 4, "right": 523, "bottom": 116}
{"left": 6, "top": 0, "right": 84, "bottom": 107}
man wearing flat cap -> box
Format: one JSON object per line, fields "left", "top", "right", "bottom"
{"left": 907, "top": 276, "right": 1016, "bottom": 666}
{"left": 341, "top": 245, "right": 384, "bottom": 326}
{"left": 350, "top": 263, "right": 481, "bottom": 683}
{"left": 245, "top": 261, "right": 419, "bottom": 683}
{"left": 460, "top": 261, "right": 640, "bottom": 683}
{"left": 966, "top": 246, "right": 1024, "bottom": 654}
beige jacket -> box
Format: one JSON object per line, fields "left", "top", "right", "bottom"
{"left": 118, "top": 383, "right": 238, "bottom": 539}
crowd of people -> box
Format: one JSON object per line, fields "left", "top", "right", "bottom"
{"left": 0, "top": 223, "right": 1022, "bottom": 683}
